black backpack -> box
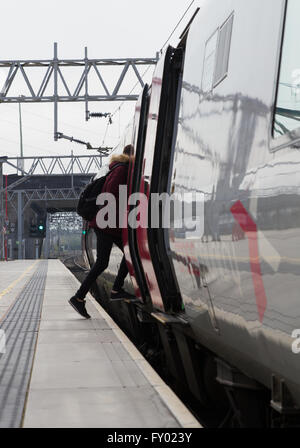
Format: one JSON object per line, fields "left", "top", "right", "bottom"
{"left": 76, "top": 163, "right": 127, "bottom": 221}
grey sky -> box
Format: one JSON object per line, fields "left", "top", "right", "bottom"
{"left": 0, "top": 0, "right": 202, "bottom": 169}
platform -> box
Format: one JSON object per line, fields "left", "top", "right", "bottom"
{"left": 0, "top": 259, "right": 201, "bottom": 428}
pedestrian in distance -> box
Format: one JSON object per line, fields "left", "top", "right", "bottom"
{"left": 69, "top": 144, "right": 135, "bottom": 319}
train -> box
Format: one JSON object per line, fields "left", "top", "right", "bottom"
{"left": 81, "top": 0, "right": 300, "bottom": 427}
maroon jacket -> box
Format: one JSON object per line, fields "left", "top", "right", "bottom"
{"left": 89, "top": 154, "right": 129, "bottom": 237}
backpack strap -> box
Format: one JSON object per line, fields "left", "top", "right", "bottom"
{"left": 108, "top": 162, "right": 128, "bottom": 174}
{"left": 105, "top": 162, "right": 128, "bottom": 180}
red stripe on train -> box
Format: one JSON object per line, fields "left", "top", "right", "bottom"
{"left": 231, "top": 200, "right": 267, "bottom": 323}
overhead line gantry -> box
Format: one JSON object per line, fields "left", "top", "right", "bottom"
{"left": 0, "top": 43, "right": 158, "bottom": 140}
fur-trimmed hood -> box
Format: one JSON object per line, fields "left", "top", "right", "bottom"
{"left": 109, "top": 154, "right": 130, "bottom": 166}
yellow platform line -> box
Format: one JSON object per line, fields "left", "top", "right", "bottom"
{"left": 0, "top": 261, "right": 39, "bottom": 300}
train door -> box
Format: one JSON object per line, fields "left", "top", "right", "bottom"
{"left": 147, "top": 47, "right": 184, "bottom": 313}
{"left": 133, "top": 46, "right": 184, "bottom": 312}
{"left": 122, "top": 85, "right": 150, "bottom": 303}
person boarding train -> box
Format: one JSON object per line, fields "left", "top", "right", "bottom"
{"left": 69, "top": 145, "right": 135, "bottom": 319}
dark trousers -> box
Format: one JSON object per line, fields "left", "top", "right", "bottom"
{"left": 76, "top": 229, "right": 128, "bottom": 299}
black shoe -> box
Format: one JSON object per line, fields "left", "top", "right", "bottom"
{"left": 68, "top": 296, "right": 91, "bottom": 319}
{"left": 110, "top": 289, "right": 136, "bottom": 301}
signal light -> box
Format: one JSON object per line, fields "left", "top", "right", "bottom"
{"left": 38, "top": 222, "right": 46, "bottom": 235}
{"left": 29, "top": 220, "right": 46, "bottom": 237}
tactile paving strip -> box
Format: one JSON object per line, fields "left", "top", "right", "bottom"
{"left": 0, "top": 261, "right": 47, "bottom": 428}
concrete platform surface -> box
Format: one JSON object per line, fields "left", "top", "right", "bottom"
{"left": 0, "top": 259, "right": 201, "bottom": 428}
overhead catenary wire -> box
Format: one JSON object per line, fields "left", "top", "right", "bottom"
{"left": 0, "top": 116, "right": 53, "bottom": 137}
{"left": 0, "top": 103, "right": 111, "bottom": 156}
{"left": 103, "top": 0, "right": 196, "bottom": 148}
{"left": 0, "top": 103, "right": 103, "bottom": 138}
{"left": 0, "top": 135, "right": 50, "bottom": 152}
{"left": 98, "top": 66, "right": 150, "bottom": 150}
{"left": 101, "top": 120, "right": 110, "bottom": 147}
{"left": 159, "top": 0, "right": 195, "bottom": 53}
{"left": 111, "top": 65, "right": 153, "bottom": 119}
{"left": 0, "top": 1, "right": 197, "bottom": 154}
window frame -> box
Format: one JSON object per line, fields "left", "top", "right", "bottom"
{"left": 213, "top": 12, "right": 234, "bottom": 89}
{"left": 201, "top": 12, "right": 234, "bottom": 95}
{"left": 270, "top": 0, "right": 300, "bottom": 152}
{"left": 201, "top": 28, "right": 219, "bottom": 94}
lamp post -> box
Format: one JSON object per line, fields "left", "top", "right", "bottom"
{"left": 0, "top": 157, "right": 8, "bottom": 260}
{"left": 17, "top": 97, "right": 25, "bottom": 259}
{"left": 18, "top": 97, "right": 24, "bottom": 173}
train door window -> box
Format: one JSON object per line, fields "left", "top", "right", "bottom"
{"left": 213, "top": 13, "right": 234, "bottom": 87}
{"left": 202, "top": 30, "right": 218, "bottom": 93}
{"left": 273, "top": 0, "right": 300, "bottom": 139}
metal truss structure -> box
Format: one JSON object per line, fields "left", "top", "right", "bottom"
{"left": 0, "top": 42, "right": 157, "bottom": 258}
{"left": 0, "top": 43, "right": 158, "bottom": 138}
{"left": 0, "top": 44, "right": 157, "bottom": 103}
{"left": 4, "top": 185, "right": 85, "bottom": 260}
{"left": 0, "top": 154, "right": 96, "bottom": 259}
{"left": 2, "top": 154, "right": 103, "bottom": 179}
{"left": 8, "top": 187, "right": 82, "bottom": 203}
{"left": 7, "top": 187, "right": 83, "bottom": 215}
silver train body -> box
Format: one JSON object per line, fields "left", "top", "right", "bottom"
{"left": 83, "top": 0, "right": 300, "bottom": 425}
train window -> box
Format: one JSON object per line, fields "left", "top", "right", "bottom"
{"left": 274, "top": 0, "right": 300, "bottom": 138}
{"left": 202, "top": 13, "right": 234, "bottom": 93}
{"left": 213, "top": 14, "right": 234, "bottom": 87}
{"left": 202, "top": 30, "right": 218, "bottom": 93}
